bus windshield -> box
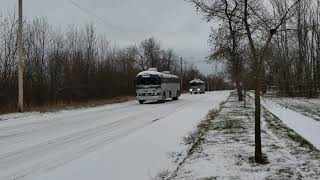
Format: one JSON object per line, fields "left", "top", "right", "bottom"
{"left": 136, "top": 77, "right": 160, "bottom": 85}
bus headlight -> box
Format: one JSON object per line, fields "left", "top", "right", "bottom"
{"left": 189, "top": 89, "right": 192, "bottom": 92}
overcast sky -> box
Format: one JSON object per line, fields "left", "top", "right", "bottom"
{"left": 0, "top": 0, "right": 223, "bottom": 75}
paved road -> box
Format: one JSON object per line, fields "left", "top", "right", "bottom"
{"left": 0, "top": 91, "right": 230, "bottom": 180}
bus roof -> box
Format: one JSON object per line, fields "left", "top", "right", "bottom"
{"left": 136, "top": 70, "right": 179, "bottom": 79}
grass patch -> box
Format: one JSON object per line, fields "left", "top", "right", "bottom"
{"left": 198, "top": 177, "right": 218, "bottom": 180}
{"left": 262, "top": 107, "right": 320, "bottom": 178}
{"left": 262, "top": 107, "right": 320, "bottom": 153}
{"left": 155, "top": 170, "right": 171, "bottom": 180}
{"left": 248, "top": 154, "right": 269, "bottom": 165}
{"left": 0, "top": 96, "right": 135, "bottom": 115}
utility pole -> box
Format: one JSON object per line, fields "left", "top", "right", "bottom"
{"left": 180, "top": 57, "right": 183, "bottom": 91}
{"left": 18, "top": 0, "right": 24, "bottom": 112}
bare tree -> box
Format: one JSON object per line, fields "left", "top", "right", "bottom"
{"left": 138, "top": 37, "right": 161, "bottom": 70}
{"left": 0, "top": 13, "right": 18, "bottom": 107}
{"left": 189, "top": 0, "right": 302, "bottom": 163}
{"left": 190, "top": 0, "right": 244, "bottom": 101}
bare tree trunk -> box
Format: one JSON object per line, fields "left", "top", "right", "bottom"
{"left": 254, "top": 75, "right": 262, "bottom": 161}
{"left": 236, "top": 80, "right": 243, "bottom": 101}
{"left": 18, "top": 0, "right": 24, "bottom": 112}
{"left": 243, "top": 0, "right": 263, "bottom": 163}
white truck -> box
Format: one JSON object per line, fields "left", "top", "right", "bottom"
{"left": 189, "top": 78, "right": 205, "bottom": 94}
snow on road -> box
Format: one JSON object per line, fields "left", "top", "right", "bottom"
{"left": 0, "top": 91, "right": 230, "bottom": 180}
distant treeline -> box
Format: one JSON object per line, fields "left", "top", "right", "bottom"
{"left": 0, "top": 14, "right": 228, "bottom": 112}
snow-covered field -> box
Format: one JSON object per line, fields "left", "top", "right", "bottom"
{"left": 0, "top": 91, "right": 231, "bottom": 180}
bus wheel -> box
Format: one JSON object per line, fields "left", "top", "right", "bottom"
{"left": 159, "top": 93, "right": 165, "bottom": 103}
{"left": 139, "top": 100, "right": 145, "bottom": 104}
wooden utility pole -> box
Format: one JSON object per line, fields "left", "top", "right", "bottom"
{"left": 180, "top": 57, "right": 183, "bottom": 91}
{"left": 18, "top": 0, "right": 24, "bottom": 112}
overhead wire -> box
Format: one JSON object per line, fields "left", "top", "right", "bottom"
{"left": 67, "top": 0, "right": 120, "bottom": 32}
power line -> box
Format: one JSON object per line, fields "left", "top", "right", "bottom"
{"left": 67, "top": 0, "right": 120, "bottom": 31}
{"left": 182, "top": 59, "right": 208, "bottom": 64}
{"left": 67, "top": 1, "right": 208, "bottom": 66}
{"left": 181, "top": 56, "right": 208, "bottom": 64}
{"left": 68, "top": 0, "right": 107, "bottom": 25}
{"left": 184, "top": 60, "right": 207, "bottom": 63}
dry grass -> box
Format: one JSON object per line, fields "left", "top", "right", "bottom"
{"left": 0, "top": 96, "right": 135, "bottom": 115}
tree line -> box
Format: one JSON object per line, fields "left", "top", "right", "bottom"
{"left": 196, "top": 0, "right": 320, "bottom": 98}
{"left": 0, "top": 13, "right": 228, "bottom": 112}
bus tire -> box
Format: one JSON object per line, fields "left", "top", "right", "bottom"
{"left": 159, "top": 93, "right": 165, "bottom": 103}
{"left": 139, "top": 100, "right": 145, "bottom": 104}
{"left": 173, "top": 91, "right": 179, "bottom": 100}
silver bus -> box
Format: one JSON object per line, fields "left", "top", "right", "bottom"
{"left": 135, "top": 68, "right": 181, "bottom": 104}
{"left": 189, "top": 78, "right": 205, "bottom": 94}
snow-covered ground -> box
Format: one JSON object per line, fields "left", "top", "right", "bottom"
{"left": 0, "top": 91, "right": 231, "bottom": 180}
{"left": 258, "top": 95, "right": 320, "bottom": 150}
{"left": 173, "top": 92, "right": 320, "bottom": 180}
{"left": 264, "top": 96, "right": 320, "bottom": 121}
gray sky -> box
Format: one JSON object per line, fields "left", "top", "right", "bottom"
{"left": 0, "top": 0, "right": 223, "bottom": 75}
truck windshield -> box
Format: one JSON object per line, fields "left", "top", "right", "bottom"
{"left": 189, "top": 83, "right": 203, "bottom": 86}
{"left": 137, "top": 77, "right": 160, "bottom": 85}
